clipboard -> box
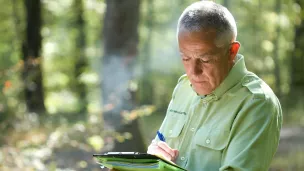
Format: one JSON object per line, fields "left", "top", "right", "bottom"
{"left": 93, "top": 152, "right": 187, "bottom": 171}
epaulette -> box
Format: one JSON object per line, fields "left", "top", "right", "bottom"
{"left": 241, "top": 74, "right": 265, "bottom": 100}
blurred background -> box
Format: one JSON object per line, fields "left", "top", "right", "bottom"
{"left": 0, "top": 0, "right": 303, "bottom": 170}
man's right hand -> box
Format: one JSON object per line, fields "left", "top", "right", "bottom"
{"left": 147, "top": 140, "right": 179, "bottom": 162}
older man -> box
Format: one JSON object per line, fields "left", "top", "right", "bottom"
{"left": 147, "top": 1, "right": 282, "bottom": 171}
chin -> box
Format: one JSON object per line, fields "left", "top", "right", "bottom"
{"left": 193, "top": 87, "right": 212, "bottom": 96}
{"left": 191, "top": 82, "right": 213, "bottom": 95}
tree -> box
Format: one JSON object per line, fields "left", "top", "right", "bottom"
{"left": 140, "top": 0, "right": 154, "bottom": 105}
{"left": 72, "top": 0, "right": 88, "bottom": 113}
{"left": 102, "top": 0, "right": 145, "bottom": 152}
{"left": 290, "top": 0, "right": 304, "bottom": 99}
{"left": 22, "top": 0, "right": 45, "bottom": 113}
{"left": 273, "top": 0, "right": 282, "bottom": 97}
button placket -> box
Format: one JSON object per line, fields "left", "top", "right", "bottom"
{"left": 203, "top": 100, "right": 207, "bottom": 107}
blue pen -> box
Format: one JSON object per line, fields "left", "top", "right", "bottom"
{"left": 157, "top": 130, "right": 166, "bottom": 142}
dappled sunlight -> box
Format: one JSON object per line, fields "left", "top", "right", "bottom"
{"left": 45, "top": 90, "right": 80, "bottom": 114}
{"left": 0, "top": 0, "right": 304, "bottom": 170}
{"left": 0, "top": 113, "right": 105, "bottom": 171}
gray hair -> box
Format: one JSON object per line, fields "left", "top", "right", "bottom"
{"left": 177, "top": 1, "right": 237, "bottom": 47}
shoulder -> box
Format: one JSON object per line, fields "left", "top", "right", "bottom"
{"left": 241, "top": 72, "right": 281, "bottom": 110}
{"left": 177, "top": 74, "right": 188, "bottom": 84}
{"left": 175, "top": 74, "right": 189, "bottom": 89}
{"left": 233, "top": 73, "right": 282, "bottom": 130}
{"left": 171, "top": 74, "right": 190, "bottom": 99}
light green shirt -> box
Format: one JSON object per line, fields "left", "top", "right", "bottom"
{"left": 157, "top": 55, "right": 282, "bottom": 171}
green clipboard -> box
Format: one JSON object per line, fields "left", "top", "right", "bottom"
{"left": 93, "top": 152, "right": 187, "bottom": 171}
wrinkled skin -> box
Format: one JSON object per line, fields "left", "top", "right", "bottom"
{"left": 178, "top": 29, "right": 240, "bottom": 95}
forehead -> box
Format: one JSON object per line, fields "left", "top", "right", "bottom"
{"left": 178, "top": 28, "right": 217, "bottom": 42}
{"left": 178, "top": 29, "right": 218, "bottom": 52}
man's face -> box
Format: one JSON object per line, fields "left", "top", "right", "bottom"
{"left": 178, "top": 29, "right": 235, "bottom": 95}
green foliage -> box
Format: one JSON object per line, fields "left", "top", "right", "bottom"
{"left": 0, "top": 0, "right": 304, "bottom": 170}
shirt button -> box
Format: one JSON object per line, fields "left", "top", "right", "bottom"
{"left": 181, "top": 157, "right": 185, "bottom": 161}
{"left": 190, "top": 128, "right": 195, "bottom": 132}
{"left": 206, "top": 138, "right": 211, "bottom": 144}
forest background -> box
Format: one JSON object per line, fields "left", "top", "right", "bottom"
{"left": 0, "top": 0, "right": 304, "bottom": 170}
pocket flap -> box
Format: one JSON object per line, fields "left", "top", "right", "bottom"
{"left": 161, "top": 113, "right": 186, "bottom": 139}
{"left": 194, "top": 127, "right": 230, "bottom": 150}
{"left": 167, "top": 118, "right": 186, "bottom": 138}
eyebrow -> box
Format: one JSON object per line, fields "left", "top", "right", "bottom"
{"left": 180, "top": 52, "right": 215, "bottom": 58}
{"left": 198, "top": 53, "right": 214, "bottom": 58}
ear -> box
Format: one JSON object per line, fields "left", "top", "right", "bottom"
{"left": 229, "top": 41, "right": 241, "bottom": 62}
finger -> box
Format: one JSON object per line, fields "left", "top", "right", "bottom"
{"left": 172, "top": 149, "right": 179, "bottom": 161}
{"left": 147, "top": 144, "right": 173, "bottom": 161}
{"left": 147, "top": 140, "right": 162, "bottom": 153}
{"left": 147, "top": 143, "right": 164, "bottom": 155}
{"left": 155, "top": 146, "right": 174, "bottom": 161}
{"left": 157, "top": 141, "right": 176, "bottom": 158}
{"left": 147, "top": 141, "right": 158, "bottom": 153}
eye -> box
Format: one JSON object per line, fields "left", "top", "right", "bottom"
{"left": 199, "top": 58, "right": 210, "bottom": 63}
{"left": 182, "top": 58, "right": 190, "bottom": 61}
{"left": 181, "top": 55, "right": 191, "bottom": 62}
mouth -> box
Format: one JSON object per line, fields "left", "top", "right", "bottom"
{"left": 191, "top": 79, "right": 206, "bottom": 84}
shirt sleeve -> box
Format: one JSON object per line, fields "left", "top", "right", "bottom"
{"left": 220, "top": 96, "right": 282, "bottom": 171}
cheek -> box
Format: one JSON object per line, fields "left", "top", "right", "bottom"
{"left": 210, "top": 66, "right": 228, "bottom": 86}
{"left": 182, "top": 62, "right": 191, "bottom": 73}
{"left": 204, "top": 67, "right": 221, "bottom": 85}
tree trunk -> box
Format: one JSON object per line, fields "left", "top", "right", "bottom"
{"left": 22, "top": 0, "right": 45, "bottom": 113}
{"left": 140, "top": 0, "right": 154, "bottom": 105}
{"left": 72, "top": 0, "right": 88, "bottom": 113}
{"left": 290, "top": 0, "right": 304, "bottom": 99}
{"left": 273, "top": 0, "right": 282, "bottom": 97}
{"left": 11, "top": 0, "right": 21, "bottom": 40}
{"left": 102, "top": 0, "right": 145, "bottom": 152}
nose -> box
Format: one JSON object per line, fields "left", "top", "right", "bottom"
{"left": 190, "top": 58, "right": 203, "bottom": 75}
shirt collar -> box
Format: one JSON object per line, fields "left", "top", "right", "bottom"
{"left": 211, "top": 54, "right": 248, "bottom": 99}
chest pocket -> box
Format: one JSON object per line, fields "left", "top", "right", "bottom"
{"left": 194, "top": 126, "right": 230, "bottom": 150}
{"left": 165, "top": 114, "right": 186, "bottom": 138}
